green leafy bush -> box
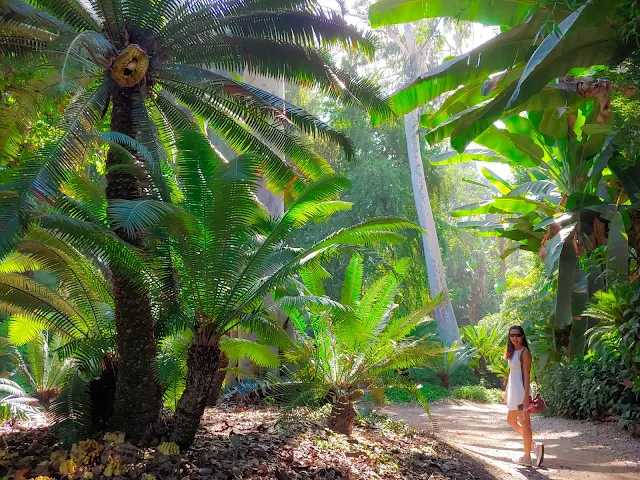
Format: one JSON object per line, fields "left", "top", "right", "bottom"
{"left": 539, "top": 347, "right": 640, "bottom": 429}
{"left": 417, "top": 384, "right": 452, "bottom": 402}
{"left": 410, "top": 364, "right": 479, "bottom": 388}
{"left": 384, "top": 387, "right": 415, "bottom": 404}
{"left": 452, "top": 385, "right": 503, "bottom": 403}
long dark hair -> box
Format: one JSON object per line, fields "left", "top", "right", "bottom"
{"left": 504, "top": 325, "right": 530, "bottom": 360}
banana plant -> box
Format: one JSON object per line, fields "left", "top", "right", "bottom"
{"left": 432, "top": 106, "right": 631, "bottom": 357}
{"left": 269, "top": 254, "right": 444, "bottom": 435}
{"left": 368, "top": 0, "right": 633, "bottom": 151}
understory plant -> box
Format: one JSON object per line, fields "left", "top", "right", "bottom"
{"left": 0, "top": 377, "right": 41, "bottom": 424}
{"left": 110, "top": 130, "right": 421, "bottom": 449}
{"left": 273, "top": 254, "right": 443, "bottom": 435}
{"left": 0, "top": 0, "right": 389, "bottom": 437}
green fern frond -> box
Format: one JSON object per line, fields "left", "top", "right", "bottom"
{"left": 49, "top": 371, "right": 91, "bottom": 446}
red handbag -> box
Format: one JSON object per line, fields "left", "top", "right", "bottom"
{"left": 526, "top": 393, "right": 547, "bottom": 413}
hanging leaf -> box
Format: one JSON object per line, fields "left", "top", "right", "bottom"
{"left": 474, "top": 126, "right": 544, "bottom": 167}
{"left": 608, "top": 211, "right": 629, "bottom": 274}
{"left": 507, "top": 1, "right": 592, "bottom": 108}
{"left": 368, "top": 0, "right": 545, "bottom": 28}
{"left": 555, "top": 240, "right": 577, "bottom": 329}
{"left": 481, "top": 167, "right": 513, "bottom": 195}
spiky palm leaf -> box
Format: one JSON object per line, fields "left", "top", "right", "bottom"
{"left": 272, "top": 254, "right": 445, "bottom": 415}
{"left": 0, "top": 377, "right": 42, "bottom": 423}
{"left": 0, "top": 0, "right": 390, "bottom": 248}
{"left": 0, "top": 229, "right": 115, "bottom": 376}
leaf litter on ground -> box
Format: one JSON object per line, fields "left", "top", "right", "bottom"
{"left": 0, "top": 402, "right": 497, "bottom": 479}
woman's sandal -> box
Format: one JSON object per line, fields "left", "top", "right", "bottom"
{"left": 534, "top": 443, "right": 545, "bottom": 467}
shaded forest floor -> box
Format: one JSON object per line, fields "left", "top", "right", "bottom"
{"left": 0, "top": 404, "right": 498, "bottom": 480}
{"left": 382, "top": 400, "right": 640, "bottom": 480}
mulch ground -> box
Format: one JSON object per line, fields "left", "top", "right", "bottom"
{"left": 0, "top": 404, "right": 497, "bottom": 480}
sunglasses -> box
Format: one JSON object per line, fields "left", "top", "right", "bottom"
{"left": 509, "top": 333, "right": 523, "bottom": 338}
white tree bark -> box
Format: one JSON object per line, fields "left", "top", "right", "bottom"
{"left": 404, "top": 23, "right": 460, "bottom": 344}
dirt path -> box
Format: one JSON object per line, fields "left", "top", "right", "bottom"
{"left": 379, "top": 401, "right": 640, "bottom": 480}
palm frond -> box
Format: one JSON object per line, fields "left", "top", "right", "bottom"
{"left": 49, "top": 371, "right": 91, "bottom": 446}
{"left": 220, "top": 336, "right": 280, "bottom": 368}
{"left": 161, "top": 9, "right": 376, "bottom": 60}
{"left": 32, "top": 0, "right": 101, "bottom": 31}
{"left": 0, "top": 378, "right": 42, "bottom": 423}
{"left": 340, "top": 254, "right": 363, "bottom": 308}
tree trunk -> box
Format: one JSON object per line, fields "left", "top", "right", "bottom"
{"left": 172, "top": 337, "right": 220, "bottom": 450}
{"left": 403, "top": 24, "right": 460, "bottom": 345}
{"left": 440, "top": 373, "right": 450, "bottom": 389}
{"left": 327, "top": 397, "right": 356, "bottom": 436}
{"left": 106, "top": 87, "right": 162, "bottom": 439}
{"left": 207, "top": 353, "right": 229, "bottom": 406}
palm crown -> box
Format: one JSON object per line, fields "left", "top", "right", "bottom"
{"left": 0, "top": 0, "right": 389, "bottom": 208}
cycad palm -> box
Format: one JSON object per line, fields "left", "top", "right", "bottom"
{"left": 0, "top": 0, "right": 389, "bottom": 435}
{"left": 275, "top": 255, "right": 443, "bottom": 435}
{"left": 109, "top": 130, "right": 419, "bottom": 448}
{"left": 0, "top": 230, "right": 118, "bottom": 436}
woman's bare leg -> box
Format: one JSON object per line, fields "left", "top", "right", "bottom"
{"left": 506, "top": 410, "right": 523, "bottom": 436}
{"left": 520, "top": 410, "right": 533, "bottom": 456}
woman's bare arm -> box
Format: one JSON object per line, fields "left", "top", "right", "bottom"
{"left": 523, "top": 349, "right": 532, "bottom": 403}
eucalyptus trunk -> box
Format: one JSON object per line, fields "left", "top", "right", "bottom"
{"left": 172, "top": 330, "right": 220, "bottom": 450}
{"left": 106, "top": 87, "right": 162, "bottom": 439}
{"left": 403, "top": 24, "right": 460, "bottom": 344}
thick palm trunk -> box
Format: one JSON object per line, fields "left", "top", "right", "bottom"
{"left": 172, "top": 332, "right": 220, "bottom": 450}
{"left": 327, "top": 397, "right": 356, "bottom": 436}
{"left": 106, "top": 87, "right": 162, "bottom": 439}
{"left": 403, "top": 24, "right": 460, "bottom": 344}
{"left": 206, "top": 353, "right": 229, "bottom": 406}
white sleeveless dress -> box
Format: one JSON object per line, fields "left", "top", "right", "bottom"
{"left": 507, "top": 348, "right": 526, "bottom": 411}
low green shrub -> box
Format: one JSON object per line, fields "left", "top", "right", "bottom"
{"left": 384, "top": 384, "right": 451, "bottom": 404}
{"left": 409, "top": 365, "right": 479, "bottom": 388}
{"left": 452, "top": 385, "right": 503, "bottom": 403}
{"left": 416, "top": 384, "right": 451, "bottom": 402}
{"left": 539, "top": 346, "right": 640, "bottom": 429}
{"left": 384, "top": 387, "right": 415, "bottom": 404}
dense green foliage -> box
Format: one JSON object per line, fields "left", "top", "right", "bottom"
{"left": 2, "top": 0, "right": 640, "bottom": 453}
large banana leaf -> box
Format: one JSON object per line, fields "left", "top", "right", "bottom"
{"left": 425, "top": 85, "right": 587, "bottom": 147}
{"left": 370, "top": 16, "right": 543, "bottom": 126}
{"left": 608, "top": 211, "right": 629, "bottom": 273}
{"left": 368, "top": 0, "right": 544, "bottom": 28}
{"left": 452, "top": 196, "right": 554, "bottom": 217}
{"left": 450, "top": 24, "right": 626, "bottom": 151}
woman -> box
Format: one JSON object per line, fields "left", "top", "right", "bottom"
{"left": 504, "top": 325, "right": 544, "bottom": 467}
